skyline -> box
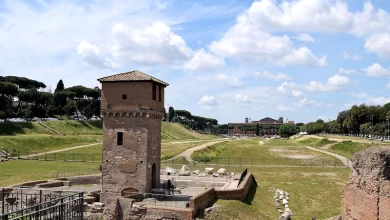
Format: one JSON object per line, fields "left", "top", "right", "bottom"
{"left": 1, "top": 0, "right": 390, "bottom": 124}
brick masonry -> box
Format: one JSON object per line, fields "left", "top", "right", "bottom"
{"left": 342, "top": 147, "right": 390, "bottom": 219}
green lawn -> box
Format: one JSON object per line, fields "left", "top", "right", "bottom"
{"left": 206, "top": 167, "right": 350, "bottom": 220}
{"left": 43, "top": 120, "right": 103, "bottom": 135}
{"left": 0, "top": 135, "right": 101, "bottom": 156}
{"left": 0, "top": 160, "right": 99, "bottom": 187}
{"left": 192, "top": 139, "right": 343, "bottom": 166}
{"left": 161, "top": 122, "right": 217, "bottom": 140}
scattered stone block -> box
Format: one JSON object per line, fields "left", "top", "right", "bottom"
{"left": 84, "top": 196, "right": 96, "bottom": 204}
{"left": 205, "top": 167, "right": 214, "bottom": 174}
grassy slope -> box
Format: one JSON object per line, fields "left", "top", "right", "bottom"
{"left": 0, "top": 122, "right": 51, "bottom": 135}
{"left": 0, "top": 135, "right": 100, "bottom": 156}
{"left": 192, "top": 138, "right": 343, "bottom": 166}
{"left": 43, "top": 120, "right": 103, "bottom": 135}
{"left": 297, "top": 137, "right": 336, "bottom": 148}
{"left": 161, "top": 122, "right": 217, "bottom": 140}
{"left": 330, "top": 141, "right": 373, "bottom": 159}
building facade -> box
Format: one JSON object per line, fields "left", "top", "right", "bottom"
{"left": 228, "top": 117, "right": 287, "bottom": 136}
{"left": 98, "top": 70, "right": 168, "bottom": 204}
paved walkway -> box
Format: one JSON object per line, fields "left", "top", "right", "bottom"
{"left": 305, "top": 146, "right": 353, "bottom": 169}
{"left": 21, "top": 143, "right": 100, "bottom": 159}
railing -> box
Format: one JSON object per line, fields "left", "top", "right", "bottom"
{"left": 1, "top": 188, "right": 83, "bottom": 220}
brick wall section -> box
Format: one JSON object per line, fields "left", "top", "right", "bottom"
{"left": 189, "top": 188, "right": 215, "bottom": 214}
{"left": 215, "top": 173, "right": 254, "bottom": 201}
{"left": 145, "top": 206, "right": 193, "bottom": 220}
{"left": 342, "top": 147, "right": 390, "bottom": 220}
{"left": 342, "top": 186, "right": 378, "bottom": 219}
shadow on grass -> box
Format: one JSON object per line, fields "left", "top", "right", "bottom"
{"left": 0, "top": 122, "right": 35, "bottom": 136}
{"left": 244, "top": 178, "right": 258, "bottom": 205}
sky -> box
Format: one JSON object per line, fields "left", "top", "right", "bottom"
{"left": 1, "top": 0, "right": 390, "bottom": 124}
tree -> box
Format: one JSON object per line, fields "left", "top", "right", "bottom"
{"left": 255, "top": 123, "right": 260, "bottom": 136}
{"left": 279, "top": 124, "right": 297, "bottom": 137}
{"left": 360, "top": 123, "right": 371, "bottom": 136}
{"left": 168, "top": 106, "right": 175, "bottom": 122}
{"left": 0, "top": 82, "right": 19, "bottom": 118}
{"left": 55, "top": 80, "right": 65, "bottom": 93}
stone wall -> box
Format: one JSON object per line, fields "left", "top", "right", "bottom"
{"left": 66, "top": 174, "right": 101, "bottom": 185}
{"left": 101, "top": 116, "right": 161, "bottom": 204}
{"left": 342, "top": 147, "right": 390, "bottom": 219}
{"left": 215, "top": 173, "right": 255, "bottom": 201}
{"left": 189, "top": 188, "right": 215, "bottom": 214}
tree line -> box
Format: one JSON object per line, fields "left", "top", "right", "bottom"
{"left": 0, "top": 76, "right": 100, "bottom": 120}
{"left": 301, "top": 103, "right": 390, "bottom": 136}
{"left": 167, "top": 107, "right": 220, "bottom": 133}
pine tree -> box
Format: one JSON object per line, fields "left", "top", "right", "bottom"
{"left": 54, "top": 80, "right": 64, "bottom": 93}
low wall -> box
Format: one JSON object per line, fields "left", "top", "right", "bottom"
{"left": 66, "top": 174, "right": 101, "bottom": 185}
{"left": 13, "top": 180, "right": 48, "bottom": 187}
{"left": 215, "top": 173, "right": 254, "bottom": 201}
{"left": 36, "top": 181, "right": 64, "bottom": 188}
{"left": 175, "top": 180, "right": 226, "bottom": 188}
{"left": 189, "top": 188, "right": 215, "bottom": 214}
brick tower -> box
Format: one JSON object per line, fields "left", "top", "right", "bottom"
{"left": 97, "top": 70, "right": 168, "bottom": 204}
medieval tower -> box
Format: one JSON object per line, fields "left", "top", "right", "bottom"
{"left": 97, "top": 70, "right": 168, "bottom": 204}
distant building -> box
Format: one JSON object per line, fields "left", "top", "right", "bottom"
{"left": 228, "top": 117, "right": 291, "bottom": 136}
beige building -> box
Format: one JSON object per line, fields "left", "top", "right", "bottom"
{"left": 97, "top": 70, "right": 168, "bottom": 204}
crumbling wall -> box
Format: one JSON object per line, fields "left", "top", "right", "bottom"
{"left": 342, "top": 147, "right": 390, "bottom": 220}
{"left": 189, "top": 188, "right": 215, "bottom": 214}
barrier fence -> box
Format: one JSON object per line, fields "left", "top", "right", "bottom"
{"left": 1, "top": 188, "right": 83, "bottom": 220}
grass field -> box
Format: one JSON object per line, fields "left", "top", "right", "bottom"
{"left": 0, "top": 135, "right": 101, "bottom": 156}
{"left": 0, "top": 160, "right": 99, "bottom": 187}
{"left": 161, "top": 123, "right": 217, "bottom": 140}
{"left": 191, "top": 138, "right": 343, "bottom": 166}
{"left": 206, "top": 166, "right": 350, "bottom": 219}
{"left": 329, "top": 141, "right": 373, "bottom": 159}
{"left": 36, "top": 140, "right": 216, "bottom": 161}
{"left": 42, "top": 120, "right": 103, "bottom": 135}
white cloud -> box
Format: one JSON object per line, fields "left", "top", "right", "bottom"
{"left": 349, "top": 92, "right": 369, "bottom": 99}
{"left": 278, "top": 105, "right": 295, "bottom": 112}
{"left": 305, "top": 75, "right": 351, "bottom": 92}
{"left": 342, "top": 51, "right": 362, "bottom": 61}
{"left": 234, "top": 94, "right": 250, "bottom": 103}
{"left": 293, "top": 33, "right": 316, "bottom": 42}
{"left": 198, "top": 95, "right": 218, "bottom": 109}
{"left": 215, "top": 74, "right": 243, "bottom": 87}
{"left": 350, "top": 2, "right": 390, "bottom": 37}
{"left": 184, "top": 49, "right": 225, "bottom": 71}
{"left": 291, "top": 90, "right": 303, "bottom": 97}
{"left": 338, "top": 67, "right": 359, "bottom": 74}
{"left": 364, "top": 33, "right": 390, "bottom": 59}
{"left": 386, "top": 80, "right": 390, "bottom": 90}
{"left": 252, "top": 71, "right": 292, "bottom": 81}
{"left": 293, "top": 98, "right": 330, "bottom": 108}
{"left": 77, "top": 40, "right": 113, "bottom": 69}
{"left": 366, "top": 96, "right": 390, "bottom": 105}
{"left": 363, "top": 63, "right": 390, "bottom": 77}
{"left": 208, "top": 1, "right": 327, "bottom": 67}
{"left": 111, "top": 22, "right": 192, "bottom": 65}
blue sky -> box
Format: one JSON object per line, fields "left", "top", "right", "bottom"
{"left": 1, "top": 0, "right": 390, "bottom": 124}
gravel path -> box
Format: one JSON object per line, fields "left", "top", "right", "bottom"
{"left": 21, "top": 143, "right": 100, "bottom": 159}
{"left": 170, "top": 140, "right": 225, "bottom": 164}
{"left": 305, "top": 146, "right": 352, "bottom": 169}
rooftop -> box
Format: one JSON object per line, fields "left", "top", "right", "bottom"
{"left": 97, "top": 70, "right": 169, "bottom": 86}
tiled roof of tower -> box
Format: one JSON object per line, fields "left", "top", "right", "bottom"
{"left": 97, "top": 70, "right": 169, "bottom": 86}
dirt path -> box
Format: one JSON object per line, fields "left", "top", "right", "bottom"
{"left": 169, "top": 140, "right": 225, "bottom": 164}
{"left": 21, "top": 143, "right": 100, "bottom": 159}
{"left": 305, "top": 146, "right": 352, "bottom": 170}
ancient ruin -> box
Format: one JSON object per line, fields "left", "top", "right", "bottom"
{"left": 342, "top": 147, "right": 390, "bottom": 219}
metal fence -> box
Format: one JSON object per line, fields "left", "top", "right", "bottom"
{"left": 1, "top": 188, "right": 83, "bottom": 220}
